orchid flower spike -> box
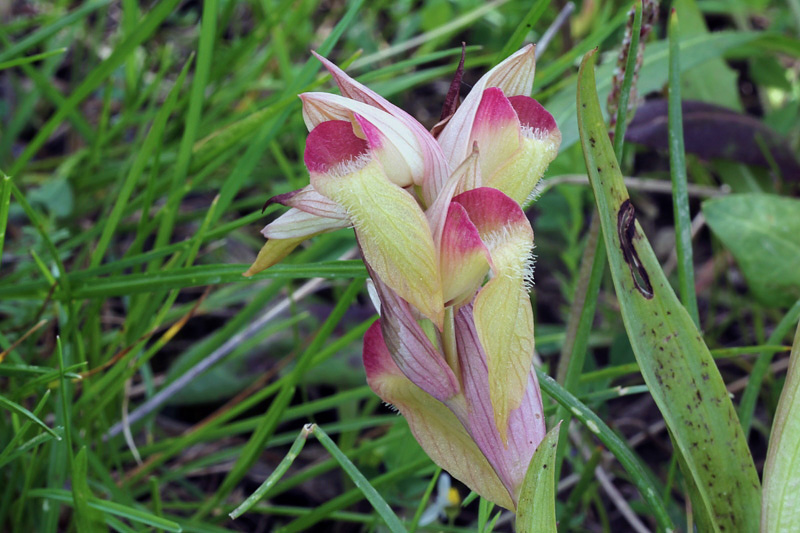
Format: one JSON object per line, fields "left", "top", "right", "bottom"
{"left": 246, "top": 45, "right": 561, "bottom": 510}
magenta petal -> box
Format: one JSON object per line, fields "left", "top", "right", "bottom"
{"left": 439, "top": 202, "right": 492, "bottom": 305}
{"left": 304, "top": 120, "right": 370, "bottom": 174}
{"left": 469, "top": 88, "right": 522, "bottom": 180}
{"left": 312, "top": 51, "right": 451, "bottom": 206}
{"left": 472, "top": 88, "right": 520, "bottom": 134}
{"left": 369, "top": 269, "right": 460, "bottom": 403}
{"left": 508, "top": 95, "right": 558, "bottom": 140}
{"left": 452, "top": 187, "right": 529, "bottom": 235}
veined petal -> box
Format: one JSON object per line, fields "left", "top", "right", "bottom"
{"left": 439, "top": 201, "right": 491, "bottom": 306}
{"left": 438, "top": 45, "right": 536, "bottom": 169}
{"left": 370, "top": 270, "right": 459, "bottom": 401}
{"left": 261, "top": 207, "right": 350, "bottom": 239}
{"left": 452, "top": 188, "right": 535, "bottom": 442}
{"left": 469, "top": 88, "right": 522, "bottom": 181}
{"left": 312, "top": 52, "right": 451, "bottom": 206}
{"left": 484, "top": 96, "right": 561, "bottom": 204}
{"left": 267, "top": 185, "right": 348, "bottom": 220}
{"left": 454, "top": 305, "right": 546, "bottom": 506}
{"left": 363, "top": 322, "right": 514, "bottom": 510}
{"left": 306, "top": 121, "right": 444, "bottom": 326}
{"left": 300, "top": 93, "right": 423, "bottom": 187}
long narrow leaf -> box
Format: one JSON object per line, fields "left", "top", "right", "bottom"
{"left": 0, "top": 172, "right": 11, "bottom": 270}
{"left": 27, "top": 488, "right": 182, "bottom": 532}
{"left": 577, "top": 49, "right": 760, "bottom": 531}
{"left": 0, "top": 394, "right": 60, "bottom": 439}
{"left": 667, "top": 10, "right": 699, "bottom": 325}
{"left": 0, "top": 262, "right": 367, "bottom": 300}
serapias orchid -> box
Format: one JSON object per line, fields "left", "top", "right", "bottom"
{"left": 245, "top": 45, "right": 561, "bottom": 510}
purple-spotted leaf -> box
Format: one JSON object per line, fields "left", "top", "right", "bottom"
{"left": 578, "top": 49, "right": 761, "bottom": 531}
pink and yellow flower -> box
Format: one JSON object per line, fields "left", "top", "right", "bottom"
{"left": 246, "top": 45, "right": 561, "bottom": 509}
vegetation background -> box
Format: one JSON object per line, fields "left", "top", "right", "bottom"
{"left": 1, "top": 0, "right": 799, "bottom": 531}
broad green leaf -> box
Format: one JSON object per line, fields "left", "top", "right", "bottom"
{"left": 703, "top": 194, "right": 800, "bottom": 306}
{"left": 762, "top": 321, "right": 800, "bottom": 531}
{"left": 577, "top": 50, "right": 761, "bottom": 532}
{"left": 515, "top": 424, "right": 560, "bottom": 533}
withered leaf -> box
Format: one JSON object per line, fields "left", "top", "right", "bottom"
{"left": 626, "top": 99, "right": 800, "bottom": 181}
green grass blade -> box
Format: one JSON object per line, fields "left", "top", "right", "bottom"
{"left": 535, "top": 9, "right": 630, "bottom": 89}
{"left": 408, "top": 469, "right": 440, "bottom": 533}
{"left": 555, "top": 0, "right": 642, "bottom": 486}
{"left": 0, "top": 394, "right": 60, "bottom": 439}
{"left": 667, "top": 9, "right": 699, "bottom": 326}
{"left": 535, "top": 370, "right": 673, "bottom": 531}
{"left": 71, "top": 447, "right": 104, "bottom": 531}
{"left": 738, "top": 299, "right": 800, "bottom": 437}
{"left": 9, "top": 0, "right": 182, "bottom": 175}
{"left": 311, "top": 424, "right": 407, "bottom": 533}
{"left": 762, "top": 319, "right": 800, "bottom": 531}
{"left": 188, "top": 0, "right": 365, "bottom": 174}
{"left": 9, "top": 182, "right": 71, "bottom": 295}
{"left": 0, "top": 261, "right": 367, "bottom": 300}
{"left": 496, "top": 0, "right": 549, "bottom": 62}
{"left": 229, "top": 426, "right": 311, "bottom": 520}
{"left": 516, "top": 424, "right": 560, "bottom": 533}
{"left": 277, "top": 457, "right": 431, "bottom": 533}
{"left": 197, "top": 280, "right": 365, "bottom": 517}
{"left": 350, "top": 0, "right": 508, "bottom": 69}
{"left": 0, "top": 172, "right": 11, "bottom": 268}
{"left": 89, "top": 55, "right": 194, "bottom": 268}
{"left": 612, "top": 0, "right": 642, "bottom": 161}
{"left": 27, "top": 488, "right": 182, "bottom": 532}
{"left": 577, "top": 49, "right": 760, "bottom": 531}
{"left": 153, "top": 0, "right": 218, "bottom": 251}
{"left": 0, "top": 0, "right": 112, "bottom": 64}
{"left": 0, "top": 390, "right": 52, "bottom": 468}
{"left": 0, "top": 48, "right": 67, "bottom": 71}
